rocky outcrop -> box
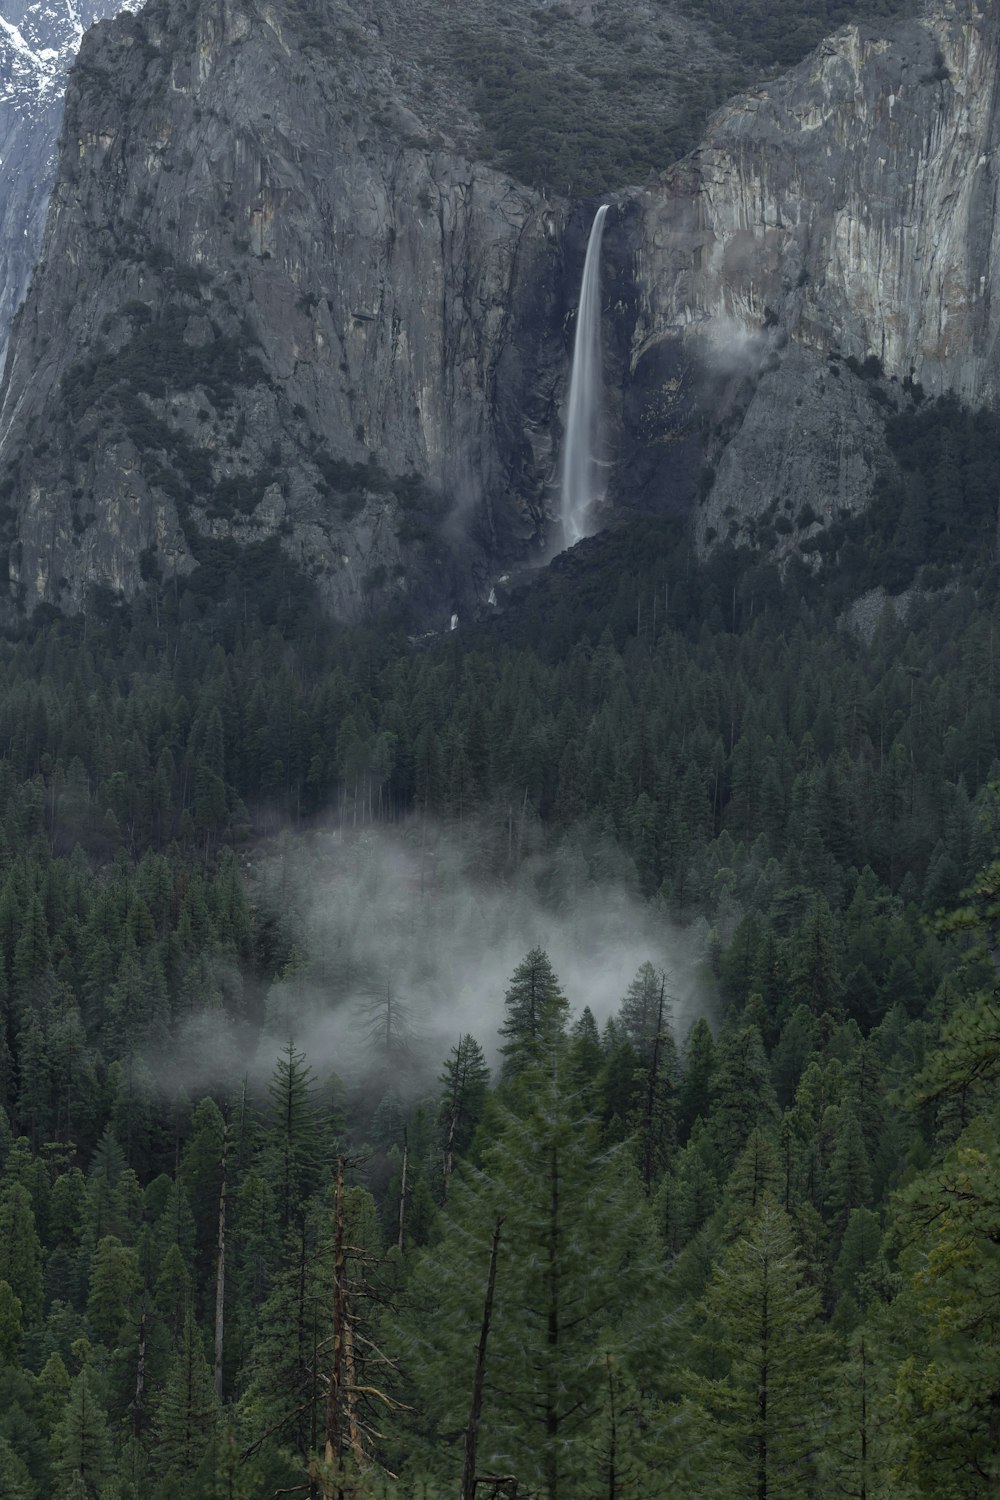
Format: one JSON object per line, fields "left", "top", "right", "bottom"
{"left": 619, "top": 0, "right": 1000, "bottom": 543}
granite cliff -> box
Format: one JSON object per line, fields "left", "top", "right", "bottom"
{"left": 0, "top": 0, "right": 997, "bottom": 622}
{"left": 617, "top": 0, "right": 1000, "bottom": 550}
{"left": 0, "top": 0, "right": 137, "bottom": 371}
{"left": 0, "top": 0, "right": 727, "bottom": 625}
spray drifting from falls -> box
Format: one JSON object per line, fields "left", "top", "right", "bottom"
{"left": 560, "top": 203, "right": 610, "bottom": 548}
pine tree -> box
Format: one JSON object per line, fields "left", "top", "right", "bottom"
{"left": 820, "top": 1327, "right": 894, "bottom": 1500}
{"left": 86, "top": 1236, "right": 141, "bottom": 1348}
{"left": 154, "top": 1242, "right": 194, "bottom": 1346}
{"left": 438, "top": 1036, "right": 490, "bottom": 1198}
{"left": 826, "top": 1105, "right": 874, "bottom": 1234}
{"left": 678, "top": 1018, "right": 717, "bottom": 1141}
{"left": 394, "top": 1055, "right": 662, "bottom": 1498}
{"left": 618, "top": 965, "right": 677, "bottom": 1191}
{"left": 684, "top": 1202, "right": 834, "bottom": 1500}
{"left": 240, "top": 1208, "right": 325, "bottom": 1464}
{"left": 265, "top": 1042, "right": 322, "bottom": 1234}
{"left": 50, "top": 1366, "right": 112, "bottom": 1499}
{"left": 788, "top": 899, "right": 844, "bottom": 1019}
{"left": 497, "top": 948, "right": 569, "bottom": 1082}
{"left": 0, "top": 1182, "right": 43, "bottom": 1322}
{"left": 887, "top": 1113, "right": 1000, "bottom": 1496}
{"left": 709, "top": 1024, "right": 778, "bottom": 1168}
{"left": 38, "top": 1349, "right": 71, "bottom": 1432}
{"left": 0, "top": 1279, "right": 22, "bottom": 1365}
{"left": 664, "top": 1124, "right": 722, "bottom": 1251}
{"left": 568, "top": 1007, "right": 604, "bottom": 1103}
{"left": 722, "top": 1127, "right": 781, "bottom": 1238}
{"left": 618, "top": 962, "right": 670, "bottom": 1050}
{"left": 177, "top": 1097, "right": 226, "bottom": 1300}
{"left": 0, "top": 1436, "right": 35, "bottom": 1500}
{"left": 832, "top": 1207, "right": 882, "bottom": 1305}
{"left": 152, "top": 1306, "right": 218, "bottom": 1483}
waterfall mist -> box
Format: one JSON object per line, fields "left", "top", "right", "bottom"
{"left": 560, "top": 204, "right": 610, "bottom": 548}
{"left": 141, "top": 818, "right": 709, "bottom": 1101}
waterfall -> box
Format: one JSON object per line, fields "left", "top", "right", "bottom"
{"left": 559, "top": 203, "right": 610, "bottom": 548}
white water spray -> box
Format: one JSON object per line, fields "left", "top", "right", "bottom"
{"left": 560, "top": 203, "right": 610, "bottom": 548}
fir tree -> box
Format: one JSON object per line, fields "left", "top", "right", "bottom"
{"left": 438, "top": 1035, "right": 490, "bottom": 1198}
{"left": 395, "top": 1055, "right": 662, "bottom": 1498}
{"left": 152, "top": 1306, "right": 218, "bottom": 1484}
{"left": 0, "top": 1435, "right": 35, "bottom": 1500}
{"left": 497, "top": 948, "right": 569, "bottom": 1082}
{"left": 678, "top": 1018, "right": 717, "bottom": 1142}
{"left": 0, "top": 1182, "right": 43, "bottom": 1323}
{"left": 684, "top": 1202, "right": 834, "bottom": 1500}
{"left": 0, "top": 1279, "right": 22, "bottom": 1366}
{"left": 50, "top": 1366, "right": 112, "bottom": 1499}
{"left": 265, "top": 1042, "right": 322, "bottom": 1235}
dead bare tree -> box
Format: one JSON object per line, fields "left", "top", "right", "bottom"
{"left": 461, "top": 1217, "right": 504, "bottom": 1500}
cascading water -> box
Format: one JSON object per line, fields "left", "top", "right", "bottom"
{"left": 559, "top": 203, "right": 610, "bottom": 548}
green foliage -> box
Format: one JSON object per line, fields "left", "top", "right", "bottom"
{"left": 0, "top": 1184, "right": 43, "bottom": 1323}
{"left": 50, "top": 1366, "right": 112, "bottom": 1499}
{"left": 0, "top": 468, "right": 995, "bottom": 1494}
{"left": 0, "top": 1436, "right": 36, "bottom": 1500}
{"left": 689, "top": 0, "right": 914, "bottom": 71}
{"left": 0, "top": 1280, "right": 23, "bottom": 1365}
{"left": 265, "top": 1042, "right": 323, "bottom": 1234}
{"left": 810, "top": 395, "right": 1000, "bottom": 598}
{"left": 448, "top": 0, "right": 912, "bottom": 194}
{"left": 452, "top": 28, "right": 701, "bottom": 193}
{"left": 887, "top": 1113, "right": 1000, "bottom": 1494}
{"left": 152, "top": 1308, "right": 218, "bottom": 1486}
{"left": 680, "top": 1202, "right": 834, "bottom": 1498}
{"left": 497, "top": 947, "right": 570, "bottom": 1082}
{"left": 394, "top": 1055, "right": 662, "bottom": 1496}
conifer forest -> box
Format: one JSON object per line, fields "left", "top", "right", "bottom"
{"left": 1, "top": 0, "right": 1000, "bottom": 1490}
{"left": 0, "top": 508, "right": 999, "bottom": 1499}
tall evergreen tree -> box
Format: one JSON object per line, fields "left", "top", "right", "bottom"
{"left": 678, "top": 1018, "right": 717, "bottom": 1142}
{"left": 265, "top": 1042, "right": 322, "bottom": 1235}
{"left": 50, "top": 1367, "right": 112, "bottom": 1499}
{"left": 394, "top": 1054, "right": 662, "bottom": 1498}
{"left": 438, "top": 1035, "right": 490, "bottom": 1198}
{"left": 682, "top": 1202, "right": 833, "bottom": 1500}
{"left": 887, "top": 1113, "right": 1000, "bottom": 1496}
{"left": 152, "top": 1306, "right": 218, "bottom": 1487}
{"left": 0, "top": 1182, "right": 43, "bottom": 1323}
{"left": 0, "top": 1435, "right": 35, "bottom": 1500}
{"left": 497, "top": 949, "right": 569, "bottom": 1082}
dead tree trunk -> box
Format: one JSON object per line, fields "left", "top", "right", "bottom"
{"left": 133, "top": 1307, "right": 146, "bottom": 1439}
{"left": 397, "top": 1131, "right": 408, "bottom": 1254}
{"left": 605, "top": 1354, "right": 618, "bottom": 1500}
{"left": 461, "top": 1217, "right": 503, "bottom": 1500}
{"left": 640, "top": 974, "right": 667, "bottom": 1194}
{"left": 325, "top": 1157, "right": 347, "bottom": 1486}
{"left": 214, "top": 1117, "right": 229, "bottom": 1401}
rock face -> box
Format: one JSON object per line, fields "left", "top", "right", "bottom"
{"left": 1, "top": 0, "right": 999, "bottom": 621}
{"left": 0, "top": 0, "right": 574, "bottom": 623}
{"left": 0, "top": 0, "right": 719, "bottom": 625}
{"left": 685, "top": 0, "right": 1000, "bottom": 399}
{"left": 618, "top": 0, "right": 1000, "bottom": 544}
{"left": 0, "top": 0, "right": 137, "bottom": 371}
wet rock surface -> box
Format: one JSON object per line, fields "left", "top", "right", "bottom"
{"left": 0, "top": 0, "right": 998, "bottom": 621}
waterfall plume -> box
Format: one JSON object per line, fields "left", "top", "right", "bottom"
{"left": 559, "top": 204, "right": 610, "bottom": 548}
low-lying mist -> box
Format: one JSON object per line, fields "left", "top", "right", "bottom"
{"left": 157, "top": 818, "right": 710, "bottom": 1104}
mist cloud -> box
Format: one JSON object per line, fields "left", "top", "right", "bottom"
{"left": 154, "top": 818, "right": 711, "bottom": 1100}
